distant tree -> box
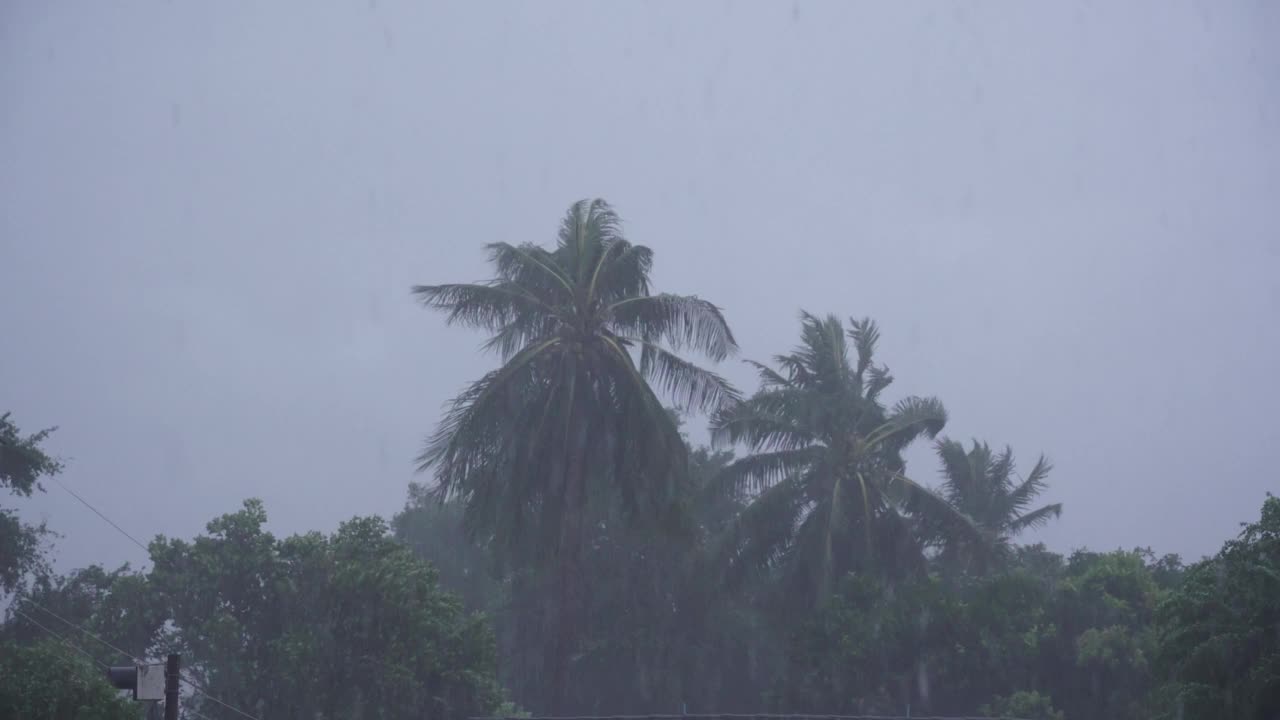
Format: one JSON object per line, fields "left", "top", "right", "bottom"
{"left": 1154, "top": 494, "right": 1280, "bottom": 720}
{"left": 394, "top": 431, "right": 763, "bottom": 714}
{"left": 393, "top": 483, "right": 501, "bottom": 613}
{"left": 1045, "top": 549, "right": 1162, "bottom": 720}
{"left": 3, "top": 564, "right": 163, "bottom": 670}
{"left": 412, "top": 198, "right": 738, "bottom": 712}
{"left": 1, "top": 412, "right": 63, "bottom": 496}
{"left": 775, "top": 573, "right": 958, "bottom": 714}
{"left": 712, "top": 313, "right": 971, "bottom": 604}
{"left": 148, "top": 499, "right": 502, "bottom": 720}
{"left": 932, "top": 438, "right": 1060, "bottom": 576}
{"left": 0, "top": 412, "right": 62, "bottom": 593}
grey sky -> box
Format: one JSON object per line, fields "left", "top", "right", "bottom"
{"left": 2, "top": 1, "right": 1276, "bottom": 573}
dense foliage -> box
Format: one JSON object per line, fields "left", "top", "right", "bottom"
{"left": 0, "top": 412, "right": 61, "bottom": 593}
{"left": 3, "top": 200, "right": 1275, "bottom": 719}
{"left": 1153, "top": 495, "right": 1280, "bottom": 719}
{"left": 0, "top": 641, "right": 139, "bottom": 720}
{"left": 2, "top": 494, "right": 502, "bottom": 720}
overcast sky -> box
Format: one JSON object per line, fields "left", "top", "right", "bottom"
{"left": 2, "top": 1, "right": 1277, "bottom": 573}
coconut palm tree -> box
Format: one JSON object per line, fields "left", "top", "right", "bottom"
{"left": 933, "top": 439, "right": 1059, "bottom": 576}
{"left": 711, "top": 312, "right": 970, "bottom": 605}
{"left": 412, "top": 198, "right": 738, "bottom": 712}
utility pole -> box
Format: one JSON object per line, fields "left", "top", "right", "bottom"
{"left": 165, "top": 654, "right": 180, "bottom": 720}
{"left": 107, "top": 654, "right": 179, "bottom": 719}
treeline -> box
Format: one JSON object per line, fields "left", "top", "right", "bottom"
{"left": 3, "top": 200, "right": 1278, "bottom": 719}
{"left": 1, "top": 422, "right": 502, "bottom": 720}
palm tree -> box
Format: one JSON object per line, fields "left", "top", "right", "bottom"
{"left": 711, "top": 312, "right": 970, "bottom": 605}
{"left": 412, "top": 198, "right": 738, "bottom": 712}
{"left": 933, "top": 439, "right": 1060, "bottom": 576}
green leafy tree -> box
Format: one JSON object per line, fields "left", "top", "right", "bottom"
{"left": 0, "top": 412, "right": 62, "bottom": 496}
{"left": 711, "top": 313, "right": 968, "bottom": 603}
{"left": 0, "top": 640, "right": 141, "bottom": 720}
{"left": 0, "top": 412, "right": 62, "bottom": 593}
{"left": 394, "top": 483, "right": 502, "bottom": 614}
{"left": 933, "top": 570, "right": 1058, "bottom": 711}
{"left": 775, "top": 573, "right": 959, "bottom": 714}
{"left": 1154, "top": 495, "right": 1280, "bottom": 719}
{"left": 4, "top": 564, "right": 163, "bottom": 670}
{"left": 394, "top": 428, "right": 757, "bottom": 713}
{"left": 148, "top": 500, "right": 502, "bottom": 720}
{"left": 412, "top": 198, "right": 738, "bottom": 711}
{"left": 933, "top": 439, "right": 1060, "bottom": 577}
{"left": 1036, "top": 549, "right": 1162, "bottom": 720}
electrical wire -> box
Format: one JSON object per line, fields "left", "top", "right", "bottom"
{"left": 10, "top": 606, "right": 109, "bottom": 670}
{"left": 22, "top": 593, "right": 147, "bottom": 664}
{"left": 21, "top": 591, "right": 263, "bottom": 720}
{"left": 183, "top": 685, "right": 262, "bottom": 720}
{"left": 50, "top": 475, "right": 151, "bottom": 553}
{"left": 42, "top": 477, "right": 264, "bottom": 720}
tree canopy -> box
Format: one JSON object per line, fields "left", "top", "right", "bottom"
{"left": 3, "top": 199, "right": 1272, "bottom": 720}
{"left": 0, "top": 412, "right": 61, "bottom": 594}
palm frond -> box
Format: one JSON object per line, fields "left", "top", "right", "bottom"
{"left": 598, "top": 334, "right": 690, "bottom": 487}
{"left": 609, "top": 293, "right": 738, "bottom": 362}
{"left": 772, "top": 352, "right": 812, "bottom": 386}
{"left": 593, "top": 243, "right": 654, "bottom": 305}
{"left": 933, "top": 438, "right": 973, "bottom": 503}
{"left": 789, "top": 494, "right": 842, "bottom": 602}
{"left": 716, "top": 479, "right": 805, "bottom": 584}
{"left": 847, "top": 316, "right": 881, "bottom": 377}
{"left": 710, "top": 404, "right": 816, "bottom": 453}
{"left": 557, "top": 199, "right": 623, "bottom": 282}
{"left": 632, "top": 340, "right": 740, "bottom": 413}
{"left": 792, "top": 312, "right": 850, "bottom": 395}
{"left": 418, "top": 338, "right": 561, "bottom": 479}
{"left": 717, "top": 447, "right": 824, "bottom": 495}
{"left": 480, "top": 315, "right": 560, "bottom": 360}
{"left": 745, "top": 359, "right": 792, "bottom": 389}
{"left": 1007, "top": 454, "right": 1054, "bottom": 515}
{"left": 988, "top": 445, "right": 1015, "bottom": 491}
{"left": 871, "top": 396, "right": 947, "bottom": 447}
{"left": 485, "top": 242, "right": 574, "bottom": 298}
{"left": 1007, "top": 502, "right": 1063, "bottom": 534}
{"left": 411, "top": 282, "right": 556, "bottom": 332}
{"left": 865, "top": 364, "right": 894, "bottom": 401}
{"left": 891, "top": 471, "right": 985, "bottom": 547}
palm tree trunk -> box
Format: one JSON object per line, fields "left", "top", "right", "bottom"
{"left": 548, "top": 440, "right": 588, "bottom": 713}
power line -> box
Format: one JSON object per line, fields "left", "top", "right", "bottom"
{"left": 35, "top": 481, "right": 265, "bottom": 720}
{"left": 21, "top": 591, "right": 262, "bottom": 717}
{"left": 21, "top": 593, "right": 147, "bottom": 664}
{"left": 50, "top": 475, "right": 151, "bottom": 553}
{"left": 13, "top": 608, "right": 240, "bottom": 720}
{"left": 20, "top": 595, "right": 263, "bottom": 720}
{"left": 184, "top": 685, "right": 262, "bottom": 720}
{"left": 10, "top": 606, "right": 109, "bottom": 670}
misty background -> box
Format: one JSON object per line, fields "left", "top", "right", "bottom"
{"left": 2, "top": 1, "right": 1276, "bottom": 573}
